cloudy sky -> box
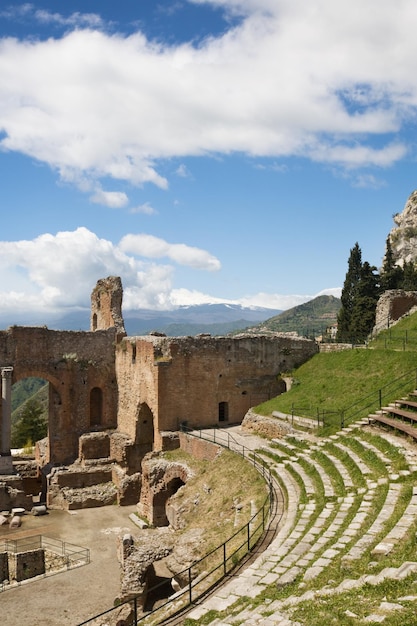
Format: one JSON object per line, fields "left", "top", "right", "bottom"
{"left": 1, "top": 0, "right": 416, "bottom": 326}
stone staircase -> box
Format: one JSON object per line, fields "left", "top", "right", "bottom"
{"left": 186, "top": 419, "right": 417, "bottom": 625}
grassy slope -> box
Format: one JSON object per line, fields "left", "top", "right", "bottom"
{"left": 255, "top": 312, "right": 417, "bottom": 433}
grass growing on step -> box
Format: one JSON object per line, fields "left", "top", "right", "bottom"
{"left": 289, "top": 575, "right": 417, "bottom": 625}
{"left": 356, "top": 429, "right": 410, "bottom": 473}
{"left": 340, "top": 435, "right": 388, "bottom": 477}
{"left": 322, "top": 441, "right": 368, "bottom": 489}
{"left": 284, "top": 435, "right": 311, "bottom": 450}
{"left": 311, "top": 449, "right": 346, "bottom": 497}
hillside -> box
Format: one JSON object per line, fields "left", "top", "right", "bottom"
{"left": 11, "top": 377, "right": 48, "bottom": 421}
{"left": 234, "top": 294, "right": 341, "bottom": 338}
{"left": 11, "top": 379, "right": 48, "bottom": 447}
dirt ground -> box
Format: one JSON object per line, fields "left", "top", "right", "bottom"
{"left": 0, "top": 504, "right": 139, "bottom": 626}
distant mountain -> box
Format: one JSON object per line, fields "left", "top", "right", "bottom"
{"left": 123, "top": 303, "right": 283, "bottom": 336}
{"left": 237, "top": 295, "right": 341, "bottom": 338}
{"left": 1, "top": 303, "right": 282, "bottom": 337}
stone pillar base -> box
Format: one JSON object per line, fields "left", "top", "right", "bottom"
{"left": 0, "top": 455, "right": 15, "bottom": 475}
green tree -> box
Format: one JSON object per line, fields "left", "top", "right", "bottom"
{"left": 11, "top": 398, "right": 47, "bottom": 448}
{"left": 336, "top": 242, "right": 363, "bottom": 342}
{"left": 380, "top": 236, "right": 403, "bottom": 290}
{"left": 401, "top": 261, "right": 417, "bottom": 290}
{"left": 350, "top": 261, "right": 381, "bottom": 341}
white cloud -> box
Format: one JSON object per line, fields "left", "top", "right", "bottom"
{"left": 119, "top": 233, "right": 221, "bottom": 270}
{"left": 0, "top": 4, "right": 105, "bottom": 29}
{"left": 0, "top": 227, "right": 338, "bottom": 324}
{"left": 0, "top": 0, "right": 416, "bottom": 198}
{"left": 176, "top": 163, "right": 191, "bottom": 178}
{"left": 169, "top": 286, "right": 342, "bottom": 311}
{"left": 90, "top": 188, "right": 129, "bottom": 208}
{"left": 130, "top": 202, "right": 158, "bottom": 215}
{"left": 0, "top": 228, "right": 221, "bottom": 322}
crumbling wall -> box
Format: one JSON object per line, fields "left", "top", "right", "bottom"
{"left": 374, "top": 290, "right": 417, "bottom": 333}
{"left": 79, "top": 431, "right": 111, "bottom": 461}
{"left": 138, "top": 455, "right": 191, "bottom": 526}
{"left": 0, "top": 325, "right": 118, "bottom": 464}
{"left": 90, "top": 276, "right": 126, "bottom": 335}
{"left": 10, "top": 549, "right": 45, "bottom": 582}
{"left": 116, "top": 333, "right": 318, "bottom": 451}
{"left": 0, "top": 552, "right": 9, "bottom": 582}
{"left": 178, "top": 433, "right": 222, "bottom": 461}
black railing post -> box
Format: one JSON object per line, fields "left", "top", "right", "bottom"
{"left": 223, "top": 542, "right": 227, "bottom": 575}
{"left": 247, "top": 522, "right": 251, "bottom": 551}
{"left": 133, "top": 596, "right": 138, "bottom": 625}
{"left": 379, "top": 388, "right": 382, "bottom": 409}
{"left": 188, "top": 567, "right": 192, "bottom": 604}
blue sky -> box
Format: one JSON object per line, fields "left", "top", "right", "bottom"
{"left": 0, "top": 0, "right": 416, "bottom": 326}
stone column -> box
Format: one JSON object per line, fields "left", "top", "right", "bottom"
{"left": 0, "top": 366, "right": 14, "bottom": 474}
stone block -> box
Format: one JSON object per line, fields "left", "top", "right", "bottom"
{"left": 79, "top": 432, "right": 110, "bottom": 461}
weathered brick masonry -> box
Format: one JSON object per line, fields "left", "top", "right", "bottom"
{"left": 0, "top": 276, "right": 318, "bottom": 507}
{"left": 0, "top": 326, "right": 118, "bottom": 464}
{"left": 116, "top": 332, "right": 318, "bottom": 451}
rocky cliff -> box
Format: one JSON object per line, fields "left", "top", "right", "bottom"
{"left": 388, "top": 190, "right": 417, "bottom": 266}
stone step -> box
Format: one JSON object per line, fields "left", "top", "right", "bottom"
{"left": 331, "top": 440, "right": 374, "bottom": 476}
{"left": 342, "top": 481, "right": 404, "bottom": 563}
{"left": 371, "top": 486, "right": 417, "bottom": 557}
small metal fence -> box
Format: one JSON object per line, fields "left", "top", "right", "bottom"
{"left": 0, "top": 534, "right": 90, "bottom": 592}
{"left": 291, "top": 368, "right": 417, "bottom": 431}
{"left": 78, "top": 427, "right": 277, "bottom": 626}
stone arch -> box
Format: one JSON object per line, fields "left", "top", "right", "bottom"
{"left": 11, "top": 368, "right": 63, "bottom": 468}
{"left": 153, "top": 476, "right": 185, "bottom": 527}
{"left": 89, "top": 387, "right": 103, "bottom": 427}
{"left": 136, "top": 402, "right": 154, "bottom": 455}
{"left": 139, "top": 461, "right": 189, "bottom": 528}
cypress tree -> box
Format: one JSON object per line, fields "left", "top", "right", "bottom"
{"left": 350, "top": 261, "right": 380, "bottom": 341}
{"left": 336, "top": 242, "right": 362, "bottom": 342}
{"left": 380, "top": 236, "right": 403, "bottom": 290}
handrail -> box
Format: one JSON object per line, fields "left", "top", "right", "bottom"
{"left": 292, "top": 368, "right": 417, "bottom": 430}
{"left": 78, "top": 425, "right": 280, "bottom": 626}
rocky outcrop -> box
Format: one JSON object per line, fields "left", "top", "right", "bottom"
{"left": 241, "top": 409, "right": 293, "bottom": 438}
{"left": 0, "top": 478, "right": 33, "bottom": 511}
{"left": 388, "top": 190, "right": 417, "bottom": 266}
{"left": 119, "top": 527, "right": 204, "bottom": 604}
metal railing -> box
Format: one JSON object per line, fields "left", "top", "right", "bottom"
{"left": 0, "top": 534, "right": 90, "bottom": 592}
{"left": 79, "top": 426, "right": 278, "bottom": 626}
{"left": 291, "top": 368, "right": 417, "bottom": 430}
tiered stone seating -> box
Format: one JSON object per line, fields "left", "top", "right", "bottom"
{"left": 187, "top": 422, "right": 417, "bottom": 626}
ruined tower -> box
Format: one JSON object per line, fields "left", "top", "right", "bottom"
{"left": 90, "top": 276, "right": 126, "bottom": 336}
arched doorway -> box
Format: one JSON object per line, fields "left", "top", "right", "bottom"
{"left": 136, "top": 403, "right": 154, "bottom": 457}
{"left": 11, "top": 377, "right": 48, "bottom": 451}
{"left": 152, "top": 476, "right": 185, "bottom": 527}
{"left": 218, "top": 401, "right": 229, "bottom": 423}
{"left": 89, "top": 387, "right": 103, "bottom": 427}
{"left": 11, "top": 376, "right": 49, "bottom": 502}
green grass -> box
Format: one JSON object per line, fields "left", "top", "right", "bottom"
{"left": 255, "top": 349, "right": 417, "bottom": 432}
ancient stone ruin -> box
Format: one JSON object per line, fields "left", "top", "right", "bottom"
{"left": 0, "top": 276, "right": 318, "bottom": 511}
